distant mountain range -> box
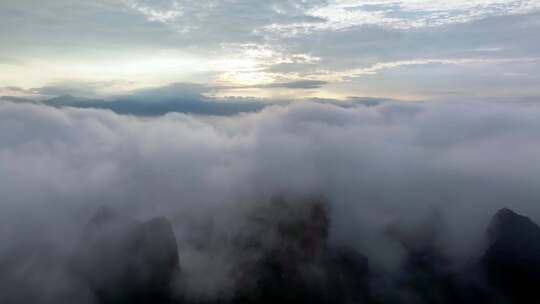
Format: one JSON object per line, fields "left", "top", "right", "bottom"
{"left": 1, "top": 94, "right": 270, "bottom": 116}
{"left": 0, "top": 94, "right": 388, "bottom": 117}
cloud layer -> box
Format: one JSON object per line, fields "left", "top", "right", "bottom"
{"left": 2, "top": 99, "right": 540, "bottom": 300}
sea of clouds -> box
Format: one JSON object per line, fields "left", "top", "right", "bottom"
{"left": 1, "top": 99, "right": 540, "bottom": 300}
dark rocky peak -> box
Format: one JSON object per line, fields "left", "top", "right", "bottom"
{"left": 133, "top": 216, "right": 180, "bottom": 272}
{"left": 241, "top": 195, "right": 331, "bottom": 260}
{"left": 487, "top": 207, "right": 540, "bottom": 245}
{"left": 482, "top": 208, "right": 540, "bottom": 303}
{"left": 71, "top": 207, "right": 180, "bottom": 304}
{"left": 232, "top": 197, "right": 371, "bottom": 304}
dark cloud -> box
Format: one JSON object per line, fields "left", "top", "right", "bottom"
{"left": 0, "top": 86, "right": 38, "bottom": 96}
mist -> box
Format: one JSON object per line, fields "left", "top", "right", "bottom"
{"left": 1, "top": 99, "right": 540, "bottom": 302}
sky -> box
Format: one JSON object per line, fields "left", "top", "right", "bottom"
{"left": 1, "top": 0, "right": 540, "bottom": 102}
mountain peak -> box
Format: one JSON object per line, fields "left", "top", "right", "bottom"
{"left": 487, "top": 207, "right": 540, "bottom": 244}
{"left": 483, "top": 208, "right": 540, "bottom": 301}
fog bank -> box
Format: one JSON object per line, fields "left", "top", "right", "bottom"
{"left": 1, "top": 99, "right": 540, "bottom": 300}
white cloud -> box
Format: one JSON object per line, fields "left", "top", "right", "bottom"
{"left": 2, "top": 99, "right": 540, "bottom": 287}
{"left": 123, "top": 0, "right": 183, "bottom": 23}
{"left": 268, "top": 57, "right": 540, "bottom": 82}
{"left": 263, "top": 0, "right": 540, "bottom": 34}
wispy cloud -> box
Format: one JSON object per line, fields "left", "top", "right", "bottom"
{"left": 122, "top": 0, "right": 183, "bottom": 23}
{"left": 264, "top": 0, "right": 540, "bottom": 34}
{"left": 284, "top": 57, "right": 540, "bottom": 82}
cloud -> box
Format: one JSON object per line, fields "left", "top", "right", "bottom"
{"left": 32, "top": 81, "right": 137, "bottom": 98}
{"left": 2, "top": 99, "right": 540, "bottom": 300}
{"left": 257, "top": 11, "right": 540, "bottom": 98}
{"left": 257, "top": 80, "right": 328, "bottom": 89}
{"left": 128, "top": 82, "right": 210, "bottom": 98}
{"left": 264, "top": 0, "right": 540, "bottom": 33}
{"left": 223, "top": 80, "right": 329, "bottom": 90}
{"left": 123, "top": 0, "right": 540, "bottom": 38}
{"left": 123, "top": 0, "right": 184, "bottom": 23}
{"left": 2, "top": 1, "right": 540, "bottom": 100}
{"left": 0, "top": 86, "right": 37, "bottom": 95}
{"left": 303, "top": 57, "right": 540, "bottom": 81}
